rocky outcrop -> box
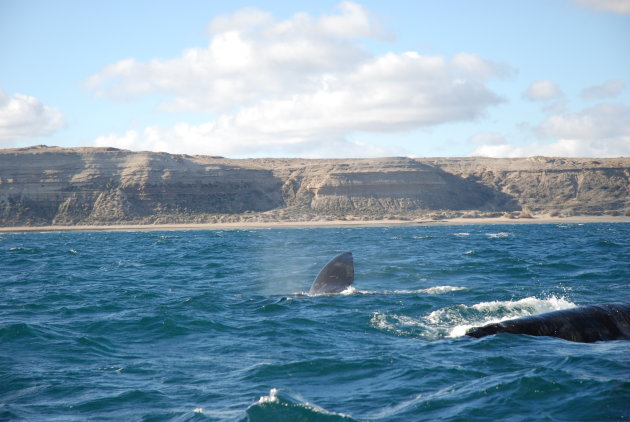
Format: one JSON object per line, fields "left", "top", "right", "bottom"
{"left": 424, "top": 157, "right": 629, "bottom": 216}
{"left": 0, "top": 146, "right": 627, "bottom": 226}
{"left": 261, "top": 158, "right": 517, "bottom": 214}
{"left": 0, "top": 146, "right": 283, "bottom": 225}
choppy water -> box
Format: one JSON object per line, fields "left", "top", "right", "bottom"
{"left": 1, "top": 223, "right": 629, "bottom": 421}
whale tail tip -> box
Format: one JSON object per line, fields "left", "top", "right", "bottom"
{"left": 309, "top": 252, "right": 354, "bottom": 295}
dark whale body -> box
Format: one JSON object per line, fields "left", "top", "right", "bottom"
{"left": 307, "top": 253, "right": 629, "bottom": 343}
{"left": 309, "top": 252, "right": 354, "bottom": 295}
{"left": 466, "top": 303, "right": 630, "bottom": 343}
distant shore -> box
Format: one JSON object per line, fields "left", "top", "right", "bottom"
{"left": 1, "top": 215, "right": 628, "bottom": 233}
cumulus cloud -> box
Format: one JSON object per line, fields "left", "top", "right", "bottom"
{"left": 542, "top": 100, "right": 568, "bottom": 115}
{"left": 472, "top": 103, "right": 630, "bottom": 157}
{"left": 538, "top": 103, "right": 630, "bottom": 140}
{"left": 581, "top": 80, "right": 625, "bottom": 100}
{"left": 86, "top": 2, "right": 507, "bottom": 157}
{"left": 85, "top": 2, "right": 385, "bottom": 112}
{"left": 468, "top": 131, "right": 507, "bottom": 146}
{"left": 523, "top": 80, "right": 564, "bottom": 101}
{"left": 472, "top": 138, "right": 629, "bottom": 158}
{"left": 575, "top": 0, "right": 630, "bottom": 14}
{"left": 0, "top": 90, "right": 63, "bottom": 145}
{"left": 93, "top": 124, "right": 407, "bottom": 158}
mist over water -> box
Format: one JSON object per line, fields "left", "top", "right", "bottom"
{"left": 1, "top": 224, "right": 629, "bottom": 421}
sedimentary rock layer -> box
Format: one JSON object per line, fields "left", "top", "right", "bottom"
{"left": 0, "top": 146, "right": 627, "bottom": 226}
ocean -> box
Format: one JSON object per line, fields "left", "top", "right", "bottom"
{"left": 1, "top": 223, "right": 628, "bottom": 421}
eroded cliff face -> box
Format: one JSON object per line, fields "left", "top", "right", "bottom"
{"left": 0, "top": 146, "right": 283, "bottom": 225}
{"left": 0, "top": 146, "right": 628, "bottom": 226}
{"left": 261, "top": 158, "right": 517, "bottom": 214}
{"left": 425, "top": 157, "right": 629, "bottom": 215}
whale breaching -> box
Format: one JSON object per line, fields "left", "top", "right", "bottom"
{"left": 309, "top": 252, "right": 354, "bottom": 295}
{"left": 465, "top": 303, "right": 630, "bottom": 343}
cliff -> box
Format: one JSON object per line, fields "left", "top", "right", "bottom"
{"left": 0, "top": 146, "right": 628, "bottom": 226}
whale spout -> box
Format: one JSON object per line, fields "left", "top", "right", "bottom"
{"left": 309, "top": 252, "right": 354, "bottom": 295}
{"left": 466, "top": 303, "right": 630, "bottom": 343}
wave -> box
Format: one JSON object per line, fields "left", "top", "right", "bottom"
{"left": 431, "top": 296, "right": 576, "bottom": 338}
{"left": 0, "top": 322, "right": 40, "bottom": 341}
{"left": 487, "top": 232, "right": 511, "bottom": 238}
{"left": 244, "top": 388, "right": 356, "bottom": 421}
{"left": 415, "top": 286, "right": 467, "bottom": 295}
{"left": 370, "top": 296, "right": 576, "bottom": 340}
{"left": 305, "top": 285, "right": 467, "bottom": 297}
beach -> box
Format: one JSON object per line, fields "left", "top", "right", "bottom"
{"left": 1, "top": 214, "right": 628, "bottom": 233}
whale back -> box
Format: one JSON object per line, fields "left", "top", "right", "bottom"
{"left": 309, "top": 252, "right": 354, "bottom": 295}
{"left": 466, "top": 303, "right": 630, "bottom": 343}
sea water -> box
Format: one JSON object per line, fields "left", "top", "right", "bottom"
{"left": 1, "top": 223, "right": 628, "bottom": 421}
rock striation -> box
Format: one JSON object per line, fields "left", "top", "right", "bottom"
{"left": 0, "top": 146, "right": 282, "bottom": 225}
{"left": 0, "top": 146, "right": 628, "bottom": 226}
{"left": 425, "top": 156, "right": 629, "bottom": 216}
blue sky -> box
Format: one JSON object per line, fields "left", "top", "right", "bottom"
{"left": 1, "top": 0, "right": 629, "bottom": 157}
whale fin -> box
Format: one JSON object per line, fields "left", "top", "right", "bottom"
{"left": 309, "top": 252, "right": 354, "bottom": 295}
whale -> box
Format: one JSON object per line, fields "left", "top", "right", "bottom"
{"left": 309, "top": 252, "right": 354, "bottom": 295}
{"left": 308, "top": 253, "right": 628, "bottom": 343}
{"left": 466, "top": 302, "right": 630, "bottom": 343}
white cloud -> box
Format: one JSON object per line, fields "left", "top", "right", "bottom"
{"left": 468, "top": 131, "right": 507, "bottom": 146}
{"left": 523, "top": 80, "right": 564, "bottom": 101}
{"left": 581, "top": 80, "right": 625, "bottom": 100}
{"left": 472, "top": 138, "right": 629, "bottom": 158}
{"left": 0, "top": 90, "right": 64, "bottom": 145}
{"left": 472, "top": 103, "right": 630, "bottom": 157}
{"left": 542, "top": 100, "right": 568, "bottom": 115}
{"left": 91, "top": 51, "right": 503, "bottom": 157}
{"left": 575, "top": 0, "right": 630, "bottom": 14}
{"left": 86, "top": 2, "right": 507, "bottom": 157}
{"left": 93, "top": 124, "right": 406, "bottom": 158}
{"left": 206, "top": 7, "right": 274, "bottom": 35}
{"left": 85, "top": 2, "right": 384, "bottom": 112}
{"left": 538, "top": 103, "right": 630, "bottom": 140}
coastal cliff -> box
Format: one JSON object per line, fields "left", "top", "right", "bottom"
{"left": 0, "top": 146, "right": 628, "bottom": 226}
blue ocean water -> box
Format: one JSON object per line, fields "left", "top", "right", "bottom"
{"left": 1, "top": 223, "right": 629, "bottom": 421}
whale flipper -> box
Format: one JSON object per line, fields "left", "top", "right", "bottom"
{"left": 466, "top": 303, "right": 630, "bottom": 343}
{"left": 309, "top": 252, "right": 354, "bottom": 295}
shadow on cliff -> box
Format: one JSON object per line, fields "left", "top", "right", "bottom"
{"left": 0, "top": 148, "right": 285, "bottom": 226}
{"left": 288, "top": 158, "right": 521, "bottom": 213}
{"left": 432, "top": 168, "right": 520, "bottom": 212}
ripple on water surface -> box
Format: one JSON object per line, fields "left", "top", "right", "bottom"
{"left": 0, "top": 224, "right": 628, "bottom": 421}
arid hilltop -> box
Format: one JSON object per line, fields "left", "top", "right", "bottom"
{"left": 0, "top": 146, "right": 628, "bottom": 226}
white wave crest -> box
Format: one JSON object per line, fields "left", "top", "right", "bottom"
{"left": 487, "top": 232, "right": 511, "bottom": 238}
{"left": 253, "top": 388, "right": 354, "bottom": 419}
{"left": 470, "top": 296, "right": 575, "bottom": 314}
{"left": 348, "top": 286, "right": 467, "bottom": 296}
{"left": 257, "top": 388, "right": 280, "bottom": 404}
{"left": 420, "top": 286, "right": 467, "bottom": 294}
{"left": 371, "top": 296, "right": 576, "bottom": 340}
{"left": 370, "top": 312, "right": 427, "bottom": 336}
{"left": 340, "top": 286, "right": 358, "bottom": 295}
{"left": 378, "top": 286, "right": 467, "bottom": 295}
{"left": 305, "top": 285, "right": 357, "bottom": 297}
{"left": 433, "top": 296, "right": 576, "bottom": 338}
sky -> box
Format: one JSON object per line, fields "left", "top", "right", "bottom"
{"left": 1, "top": 0, "right": 629, "bottom": 158}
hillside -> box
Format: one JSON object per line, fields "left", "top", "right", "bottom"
{"left": 0, "top": 146, "right": 628, "bottom": 226}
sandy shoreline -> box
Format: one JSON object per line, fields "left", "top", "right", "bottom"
{"left": 1, "top": 215, "right": 628, "bottom": 233}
